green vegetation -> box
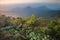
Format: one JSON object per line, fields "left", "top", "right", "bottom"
{"left": 0, "top": 14, "right": 60, "bottom": 40}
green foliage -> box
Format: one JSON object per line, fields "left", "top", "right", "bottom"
{"left": 47, "top": 19, "right": 60, "bottom": 40}
{"left": 27, "top": 32, "right": 40, "bottom": 40}
{"left": 0, "top": 14, "right": 60, "bottom": 40}
{"left": 26, "top": 14, "right": 38, "bottom": 27}
{"left": 25, "top": 27, "right": 50, "bottom": 40}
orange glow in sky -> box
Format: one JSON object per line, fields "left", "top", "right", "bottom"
{"left": 0, "top": 0, "right": 60, "bottom": 5}
{"left": 0, "top": 0, "right": 40, "bottom": 5}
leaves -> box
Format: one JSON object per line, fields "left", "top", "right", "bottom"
{"left": 0, "top": 14, "right": 60, "bottom": 40}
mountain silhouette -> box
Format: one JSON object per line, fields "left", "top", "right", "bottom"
{"left": 0, "top": 4, "right": 60, "bottom": 17}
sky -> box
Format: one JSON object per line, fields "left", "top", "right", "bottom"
{"left": 0, "top": 0, "right": 60, "bottom": 5}
{"left": 0, "top": 0, "right": 60, "bottom": 17}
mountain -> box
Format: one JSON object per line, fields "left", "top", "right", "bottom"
{"left": 8, "top": 6, "right": 60, "bottom": 17}
{"left": 0, "top": 4, "right": 60, "bottom": 17}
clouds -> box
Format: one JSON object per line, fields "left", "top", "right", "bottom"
{"left": 0, "top": 0, "right": 60, "bottom": 4}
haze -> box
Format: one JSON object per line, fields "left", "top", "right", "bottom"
{"left": 0, "top": 0, "right": 60, "bottom": 17}
{"left": 0, "top": 0, "right": 60, "bottom": 5}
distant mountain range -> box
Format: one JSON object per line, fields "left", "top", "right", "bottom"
{"left": 0, "top": 3, "right": 60, "bottom": 17}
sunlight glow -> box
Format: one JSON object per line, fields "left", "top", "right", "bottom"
{"left": 0, "top": 0, "right": 40, "bottom": 5}
{"left": 0, "top": 0, "right": 60, "bottom": 5}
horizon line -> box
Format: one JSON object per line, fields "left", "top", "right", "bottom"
{"left": 0, "top": 3, "right": 60, "bottom": 5}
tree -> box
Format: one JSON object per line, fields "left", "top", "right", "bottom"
{"left": 26, "top": 14, "right": 38, "bottom": 27}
